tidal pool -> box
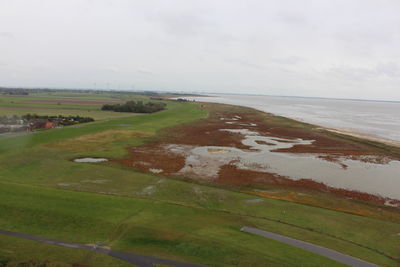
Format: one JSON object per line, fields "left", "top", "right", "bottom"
{"left": 175, "top": 129, "right": 400, "bottom": 200}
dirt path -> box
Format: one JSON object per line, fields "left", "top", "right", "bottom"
{"left": 0, "top": 229, "right": 208, "bottom": 267}
{"left": 241, "top": 227, "right": 377, "bottom": 267}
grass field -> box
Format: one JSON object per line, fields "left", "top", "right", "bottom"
{"left": 0, "top": 91, "right": 399, "bottom": 266}
{"left": 0, "top": 92, "right": 152, "bottom": 120}
{"left": 0, "top": 182, "right": 346, "bottom": 267}
{"left": 0, "top": 234, "right": 130, "bottom": 267}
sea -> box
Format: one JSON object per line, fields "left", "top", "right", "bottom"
{"left": 187, "top": 94, "right": 400, "bottom": 142}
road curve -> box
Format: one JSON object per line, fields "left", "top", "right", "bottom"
{"left": 241, "top": 227, "right": 378, "bottom": 267}
{"left": 0, "top": 229, "right": 208, "bottom": 267}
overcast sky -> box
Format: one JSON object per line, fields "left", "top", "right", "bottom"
{"left": 1, "top": 0, "right": 400, "bottom": 100}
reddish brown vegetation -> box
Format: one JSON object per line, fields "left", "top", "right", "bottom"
{"left": 118, "top": 103, "right": 399, "bottom": 207}
{"left": 119, "top": 146, "right": 186, "bottom": 174}
{"left": 162, "top": 120, "right": 251, "bottom": 149}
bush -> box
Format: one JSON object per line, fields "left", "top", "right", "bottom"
{"left": 101, "top": 101, "right": 166, "bottom": 113}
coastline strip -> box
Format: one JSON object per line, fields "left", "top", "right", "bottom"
{"left": 323, "top": 128, "right": 400, "bottom": 148}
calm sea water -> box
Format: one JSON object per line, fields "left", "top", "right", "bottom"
{"left": 188, "top": 94, "right": 400, "bottom": 142}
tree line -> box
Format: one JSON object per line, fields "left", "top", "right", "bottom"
{"left": 101, "top": 100, "right": 166, "bottom": 113}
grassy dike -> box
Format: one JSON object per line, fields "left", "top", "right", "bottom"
{"left": 0, "top": 100, "right": 399, "bottom": 266}
{"left": 0, "top": 234, "right": 131, "bottom": 267}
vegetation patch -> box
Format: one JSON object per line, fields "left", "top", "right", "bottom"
{"left": 49, "top": 129, "right": 152, "bottom": 153}
{"left": 102, "top": 100, "right": 166, "bottom": 113}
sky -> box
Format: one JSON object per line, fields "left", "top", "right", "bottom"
{"left": 0, "top": 0, "right": 400, "bottom": 100}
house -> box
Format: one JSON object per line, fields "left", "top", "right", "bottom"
{"left": 28, "top": 120, "right": 56, "bottom": 131}
{"left": 44, "top": 121, "right": 56, "bottom": 129}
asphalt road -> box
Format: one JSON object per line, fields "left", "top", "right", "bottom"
{"left": 0, "top": 229, "right": 208, "bottom": 267}
{"left": 1, "top": 227, "right": 381, "bottom": 266}
{"left": 241, "top": 227, "right": 378, "bottom": 267}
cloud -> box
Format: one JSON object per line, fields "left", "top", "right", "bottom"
{"left": 375, "top": 62, "right": 400, "bottom": 77}
{"left": 136, "top": 67, "right": 153, "bottom": 74}
{"left": 224, "top": 58, "right": 264, "bottom": 70}
{"left": 103, "top": 67, "right": 119, "bottom": 73}
{"left": 278, "top": 13, "right": 308, "bottom": 26}
{"left": 0, "top": 32, "right": 14, "bottom": 39}
{"left": 271, "top": 56, "right": 305, "bottom": 65}
{"left": 1, "top": 0, "right": 400, "bottom": 100}
{"left": 329, "top": 62, "right": 400, "bottom": 80}
{"left": 155, "top": 13, "right": 212, "bottom": 38}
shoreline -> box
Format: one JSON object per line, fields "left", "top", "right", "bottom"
{"left": 181, "top": 96, "right": 400, "bottom": 150}
{"left": 321, "top": 128, "right": 400, "bottom": 148}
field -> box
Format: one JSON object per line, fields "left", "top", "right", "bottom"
{"left": 0, "top": 92, "right": 146, "bottom": 120}
{"left": 0, "top": 91, "right": 399, "bottom": 266}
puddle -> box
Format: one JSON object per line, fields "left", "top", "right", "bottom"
{"left": 221, "top": 115, "right": 241, "bottom": 121}
{"left": 170, "top": 129, "right": 400, "bottom": 200}
{"left": 149, "top": 168, "right": 163, "bottom": 173}
{"left": 73, "top": 157, "right": 108, "bottom": 163}
{"left": 384, "top": 200, "right": 399, "bottom": 207}
{"left": 221, "top": 129, "right": 260, "bottom": 136}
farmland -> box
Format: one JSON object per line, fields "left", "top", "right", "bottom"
{"left": 0, "top": 91, "right": 399, "bottom": 266}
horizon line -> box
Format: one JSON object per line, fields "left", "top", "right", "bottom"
{"left": 1, "top": 85, "right": 399, "bottom": 104}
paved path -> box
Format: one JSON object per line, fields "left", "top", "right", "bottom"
{"left": 241, "top": 227, "right": 378, "bottom": 267}
{"left": 0, "top": 229, "right": 208, "bottom": 267}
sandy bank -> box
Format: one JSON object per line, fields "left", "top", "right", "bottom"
{"left": 323, "top": 128, "right": 400, "bottom": 148}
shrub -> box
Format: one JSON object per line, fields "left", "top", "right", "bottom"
{"left": 101, "top": 101, "right": 166, "bottom": 113}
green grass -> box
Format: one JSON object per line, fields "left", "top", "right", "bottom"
{"left": 0, "top": 91, "right": 164, "bottom": 120}
{"left": 0, "top": 100, "right": 207, "bottom": 154}
{"left": 32, "top": 91, "right": 151, "bottom": 100}
{"left": 0, "top": 149, "right": 398, "bottom": 266}
{"left": 0, "top": 234, "right": 131, "bottom": 267}
{"left": 0, "top": 105, "right": 139, "bottom": 120}
{"left": 0, "top": 182, "right": 345, "bottom": 267}
{"left": 0, "top": 92, "right": 148, "bottom": 102}
{"left": 0, "top": 102, "right": 102, "bottom": 110}
{"left": 0, "top": 92, "right": 399, "bottom": 266}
